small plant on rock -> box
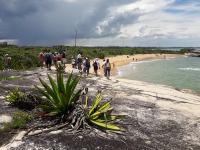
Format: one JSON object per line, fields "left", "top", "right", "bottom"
{"left": 6, "top": 88, "right": 24, "bottom": 104}
{"left": 35, "top": 73, "right": 82, "bottom": 117}
{"left": 3, "top": 111, "right": 33, "bottom": 130}
{"left": 84, "top": 94, "right": 124, "bottom": 131}
{"left": 5, "top": 88, "right": 41, "bottom": 110}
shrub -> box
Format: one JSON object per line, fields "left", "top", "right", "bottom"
{"left": 3, "top": 111, "right": 33, "bottom": 129}
{"left": 97, "top": 52, "right": 105, "bottom": 59}
{"left": 84, "top": 94, "right": 124, "bottom": 131}
{"left": 35, "top": 73, "right": 82, "bottom": 117}
{"left": 6, "top": 88, "right": 41, "bottom": 110}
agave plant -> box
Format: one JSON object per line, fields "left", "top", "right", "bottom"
{"left": 35, "top": 73, "right": 82, "bottom": 117}
{"left": 84, "top": 94, "right": 124, "bottom": 131}
{"left": 55, "top": 61, "right": 65, "bottom": 73}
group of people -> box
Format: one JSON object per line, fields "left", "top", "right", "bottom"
{"left": 38, "top": 50, "right": 112, "bottom": 79}
{"left": 73, "top": 53, "right": 112, "bottom": 78}
{"left": 38, "top": 50, "right": 66, "bottom": 70}
{"left": 71, "top": 52, "right": 100, "bottom": 77}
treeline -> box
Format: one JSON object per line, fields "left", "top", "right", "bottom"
{"left": 0, "top": 45, "right": 183, "bottom": 70}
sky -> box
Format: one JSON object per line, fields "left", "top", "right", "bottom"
{"left": 0, "top": 0, "right": 200, "bottom": 47}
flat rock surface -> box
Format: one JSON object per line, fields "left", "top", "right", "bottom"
{"left": 0, "top": 69, "right": 200, "bottom": 150}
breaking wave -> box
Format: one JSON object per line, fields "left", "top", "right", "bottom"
{"left": 178, "top": 68, "right": 200, "bottom": 71}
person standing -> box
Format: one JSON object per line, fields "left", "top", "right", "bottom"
{"left": 52, "top": 52, "right": 58, "bottom": 66}
{"left": 102, "top": 59, "right": 106, "bottom": 77}
{"left": 38, "top": 50, "right": 45, "bottom": 68}
{"left": 4, "top": 54, "right": 12, "bottom": 71}
{"left": 61, "top": 50, "right": 67, "bottom": 64}
{"left": 93, "top": 59, "right": 99, "bottom": 76}
{"left": 45, "top": 50, "right": 53, "bottom": 70}
{"left": 71, "top": 57, "right": 76, "bottom": 68}
{"left": 77, "top": 52, "right": 82, "bottom": 74}
{"left": 105, "top": 59, "right": 111, "bottom": 79}
{"left": 85, "top": 58, "right": 90, "bottom": 76}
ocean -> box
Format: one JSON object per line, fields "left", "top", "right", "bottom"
{"left": 118, "top": 56, "right": 200, "bottom": 93}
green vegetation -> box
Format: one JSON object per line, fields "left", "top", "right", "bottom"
{"left": 35, "top": 72, "right": 123, "bottom": 131}
{"left": 35, "top": 73, "right": 82, "bottom": 116}
{"left": 85, "top": 94, "right": 124, "bottom": 131}
{"left": 6, "top": 88, "right": 25, "bottom": 104}
{"left": 0, "top": 45, "right": 183, "bottom": 70}
{"left": 0, "top": 76, "right": 20, "bottom": 81}
{"left": 0, "top": 45, "right": 41, "bottom": 70}
{"left": 2, "top": 111, "right": 33, "bottom": 130}
{"left": 55, "top": 62, "right": 66, "bottom": 73}
{"left": 6, "top": 88, "right": 41, "bottom": 110}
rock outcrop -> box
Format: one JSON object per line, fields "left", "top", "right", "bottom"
{"left": 0, "top": 69, "right": 200, "bottom": 150}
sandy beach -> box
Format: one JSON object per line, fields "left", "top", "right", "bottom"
{"left": 65, "top": 53, "right": 183, "bottom": 76}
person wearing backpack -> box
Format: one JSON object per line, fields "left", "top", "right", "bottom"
{"left": 85, "top": 57, "right": 90, "bottom": 76}
{"left": 93, "top": 58, "right": 100, "bottom": 76}
{"left": 105, "top": 59, "right": 111, "bottom": 79}
{"left": 45, "top": 50, "right": 53, "bottom": 70}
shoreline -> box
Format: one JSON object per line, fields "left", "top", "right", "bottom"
{"left": 99, "top": 53, "right": 183, "bottom": 76}
{"left": 65, "top": 53, "right": 183, "bottom": 77}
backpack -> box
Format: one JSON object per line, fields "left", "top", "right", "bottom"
{"left": 93, "top": 61, "right": 98, "bottom": 67}
{"left": 86, "top": 59, "right": 90, "bottom": 67}
{"left": 46, "top": 53, "right": 52, "bottom": 61}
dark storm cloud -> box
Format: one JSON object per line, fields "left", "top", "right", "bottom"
{"left": 0, "top": 0, "right": 137, "bottom": 45}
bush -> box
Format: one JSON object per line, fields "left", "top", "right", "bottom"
{"left": 97, "top": 52, "right": 105, "bottom": 59}
{"left": 3, "top": 111, "right": 33, "bottom": 129}
{"left": 6, "top": 88, "right": 41, "bottom": 110}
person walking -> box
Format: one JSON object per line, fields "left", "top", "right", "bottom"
{"left": 93, "top": 59, "right": 99, "bottom": 76}
{"left": 85, "top": 58, "right": 90, "bottom": 76}
{"left": 44, "top": 50, "right": 53, "bottom": 70}
{"left": 77, "top": 52, "right": 83, "bottom": 74}
{"left": 105, "top": 59, "right": 111, "bottom": 79}
{"left": 38, "top": 50, "right": 45, "bottom": 68}
{"left": 71, "top": 57, "right": 76, "bottom": 68}
{"left": 102, "top": 59, "right": 106, "bottom": 77}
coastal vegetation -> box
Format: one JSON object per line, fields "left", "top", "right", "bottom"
{"left": 1, "top": 71, "right": 123, "bottom": 144}
{"left": 0, "top": 45, "right": 183, "bottom": 70}
{"left": 35, "top": 72, "right": 123, "bottom": 131}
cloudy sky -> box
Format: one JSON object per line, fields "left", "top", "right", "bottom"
{"left": 0, "top": 0, "right": 200, "bottom": 46}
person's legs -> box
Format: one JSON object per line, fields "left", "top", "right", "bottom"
{"left": 49, "top": 61, "right": 52, "bottom": 70}
{"left": 40, "top": 61, "right": 42, "bottom": 68}
{"left": 94, "top": 69, "right": 97, "bottom": 76}
{"left": 105, "top": 68, "right": 108, "bottom": 77}
{"left": 45, "top": 61, "right": 48, "bottom": 68}
{"left": 104, "top": 68, "right": 106, "bottom": 77}
{"left": 88, "top": 68, "right": 90, "bottom": 76}
{"left": 107, "top": 68, "right": 110, "bottom": 78}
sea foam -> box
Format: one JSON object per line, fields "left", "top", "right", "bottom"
{"left": 178, "top": 68, "right": 200, "bottom": 71}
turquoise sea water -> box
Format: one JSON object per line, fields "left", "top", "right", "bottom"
{"left": 118, "top": 57, "right": 200, "bottom": 93}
